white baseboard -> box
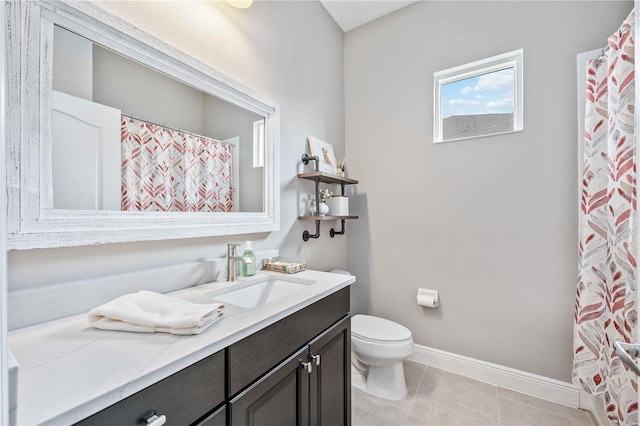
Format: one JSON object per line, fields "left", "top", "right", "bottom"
{"left": 579, "top": 390, "right": 613, "bottom": 426}
{"left": 408, "top": 344, "right": 580, "bottom": 408}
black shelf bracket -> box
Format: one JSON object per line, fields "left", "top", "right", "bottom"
{"left": 301, "top": 153, "right": 320, "bottom": 172}
{"left": 330, "top": 220, "right": 346, "bottom": 238}
{"left": 303, "top": 220, "right": 321, "bottom": 241}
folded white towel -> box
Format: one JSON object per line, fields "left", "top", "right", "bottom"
{"left": 88, "top": 291, "right": 224, "bottom": 335}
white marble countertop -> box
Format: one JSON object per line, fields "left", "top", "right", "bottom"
{"left": 8, "top": 270, "right": 355, "bottom": 425}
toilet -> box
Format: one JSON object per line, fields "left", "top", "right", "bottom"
{"left": 351, "top": 314, "right": 414, "bottom": 401}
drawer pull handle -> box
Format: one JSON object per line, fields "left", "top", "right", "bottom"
{"left": 301, "top": 361, "right": 313, "bottom": 373}
{"left": 311, "top": 354, "right": 321, "bottom": 366}
{"left": 146, "top": 414, "right": 167, "bottom": 426}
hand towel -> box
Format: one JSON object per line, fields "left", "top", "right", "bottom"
{"left": 88, "top": 291, "right": 224, "bottom": 335}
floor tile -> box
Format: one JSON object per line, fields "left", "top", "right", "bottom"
{"left": 497, "top": 397, "right": 592, "bottom": 426}
{"left": 351, "top": 363, "right": 597, "bottom": 426}
{"left": 416, "top": 367, "right": 499, "bottom": 419}
{"left": 497, "top": 387, "right": 596, "bottom": 425}
{"left": 405, "top": 397, "right": 499, "bottom": 426}
{"left": 404, "top": 360, "right": 427, "bottom": 397}
{"left": 352, "top": 388, "right": 410, "bottom": 426}
{"left": 388, "top": 360, "right": 427, "bottom": 410}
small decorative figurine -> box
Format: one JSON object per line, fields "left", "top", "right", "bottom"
{"left": 336, "top": 158, "right": 346, "bottom": 177}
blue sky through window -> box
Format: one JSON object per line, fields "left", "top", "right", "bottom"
{"left": 441, "top": 68, "right": 515, "bottom": 118}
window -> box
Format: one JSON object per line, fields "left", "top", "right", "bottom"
{"left": 253, "top": 119, "right": 265, "bottom": 168}
{"left": 434, "top": 49, "right": 523, "bottom": 143}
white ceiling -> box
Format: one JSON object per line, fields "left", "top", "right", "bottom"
{"left": 319, "top": 1, "right": 418, "bottom": 32}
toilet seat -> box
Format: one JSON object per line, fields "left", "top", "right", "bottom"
{"left": 351, "top": 314, "right": 412, "bottom": 343}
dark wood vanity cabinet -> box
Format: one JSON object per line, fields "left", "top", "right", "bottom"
{"left": 309, "top": 316, "right": 351, "bottom": 426}
{"left": 75, "top": 287, "right": 351, "bottom": 426}
{"left": 228, "top": 287, "right": 351, "bottom": 426}
{"left": 196, "top": 405, "right": 226, "bottom": 426}
{"left": 229, "top": 315, "right": 351, "bottom": 426}
{"left": 229, "top": 345, "right": 311, "bottom": 425}
{"left": 75, "top": 349, "right": 225, "bottom": 426}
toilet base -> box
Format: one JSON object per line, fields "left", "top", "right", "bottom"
{"left": 352, "top": 361, "right": 407, "bottom": 401}
{"left": 351, "top": 365, "right": 367, "bottom": 391}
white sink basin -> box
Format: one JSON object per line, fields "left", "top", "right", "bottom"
{"left": 207, "top": 274, "right": 316, "bottom": 308}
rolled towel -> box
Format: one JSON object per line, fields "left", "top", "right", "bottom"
{"left": 88, "top": 291, "right": 224, "bottom": 335}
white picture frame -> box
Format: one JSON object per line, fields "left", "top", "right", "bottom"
{"left": 308, "top": 136, "right": 338, "bottom": 175}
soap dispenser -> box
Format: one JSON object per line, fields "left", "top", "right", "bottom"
{"left": 242, "top": 241, "right": 256, "bottom": 277}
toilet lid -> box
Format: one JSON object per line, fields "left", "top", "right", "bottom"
{"left": 351, "top": 314, "right": 412, "bottom": 342}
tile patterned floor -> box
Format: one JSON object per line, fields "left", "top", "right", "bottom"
{"left": 352, "top": 361, "right": 596, "bottom": 426}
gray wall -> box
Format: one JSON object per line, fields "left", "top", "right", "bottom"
{"left": 52, "top": 26, "right": 93, "bottom": 100}
{"left": 204, "top": 96, "right": 264, "bottom": 212}
{"left": 8, "top": 1, "right": 346, "bottom": 318}
{"left": 345, "top": 1, "right": 632, "bottom": 382}
{"left": 93, "top": 44, "right": 206, "bottom": 134}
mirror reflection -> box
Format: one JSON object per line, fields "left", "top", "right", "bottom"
{"left": 51, "top": 25, "right": 265, "bottom": 213}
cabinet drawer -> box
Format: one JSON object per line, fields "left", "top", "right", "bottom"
{"left": 227, "top": 287, "right": 350, "bottom": 396}
{"left": 76, "top": 349, "right": 225, "bottom": 426}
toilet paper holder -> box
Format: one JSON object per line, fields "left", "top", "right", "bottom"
{"left": 417, "top": 288, "right": 439, "bottom": 308}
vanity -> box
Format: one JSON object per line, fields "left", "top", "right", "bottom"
{"left": 9, "top": 270, "right": 354, "bottom": 425}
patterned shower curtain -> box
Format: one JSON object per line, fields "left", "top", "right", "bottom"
{"left": 121, "top": 117, "right": 233, "bottom": 212}
{"left": 573, "top": 11, "right": 637, "bottom": 425}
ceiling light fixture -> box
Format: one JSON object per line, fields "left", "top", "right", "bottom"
{"left": 225, "top": 0, "right": 253, "bottom": 9}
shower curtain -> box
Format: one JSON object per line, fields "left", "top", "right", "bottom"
{"left": 573, "top": 10, "right": 637, "bottom": 425}
{"left": 121, "top": 117, "right": 233, "bottom": 212}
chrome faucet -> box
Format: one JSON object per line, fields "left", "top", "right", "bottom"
{"left": 227, "top": 243, "right": 253, "bottom": 282}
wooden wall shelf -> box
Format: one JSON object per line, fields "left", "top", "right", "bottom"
{"left": 298, "top": 157, "right": 359, "bottom": 241}
{"left": 298, "top": 172, "right": 359, "bottom": 186}
{"left": 298, "top": 215, "right": 359, "bottom": 221}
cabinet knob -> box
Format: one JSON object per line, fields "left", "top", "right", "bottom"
{"left": 146, "top": 414, "right": 167, "bottom": 426}
{"left": 311, "top": 354, "right": 321, "bottom": 366}
{"left": 301, "top": 361, "right": 313, "bottom": 374}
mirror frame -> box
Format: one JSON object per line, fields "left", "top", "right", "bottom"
{"left": 6, "top": 1, "right": 281, "bottom": 249}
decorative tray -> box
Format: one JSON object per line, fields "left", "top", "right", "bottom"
{"left": 262, "top": 257, "right": 307, "bottom": 274}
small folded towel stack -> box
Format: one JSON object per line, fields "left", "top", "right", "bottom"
{"left": 88, "top": 291, "right": 224, "bottom": 335}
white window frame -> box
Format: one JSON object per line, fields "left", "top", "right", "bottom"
{"left": 253, "top": 119, "right": 265, "bottom": 168}
{"left": 434, "top": 49, "right": 524, "bottom": 143}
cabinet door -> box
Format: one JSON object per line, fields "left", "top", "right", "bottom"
{"left": 230, "top": 346, "right": 311, "bottom": 426}
{"left": 309, "top": 316, "right": 351, "bottom": 426}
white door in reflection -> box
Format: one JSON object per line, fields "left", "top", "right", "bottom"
{"left": 52, "top": 90, "right": 121, "bottom": 210}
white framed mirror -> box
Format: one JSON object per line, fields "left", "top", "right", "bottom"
{"left": 6, "top": 1, "right": 280, "bottom": 249}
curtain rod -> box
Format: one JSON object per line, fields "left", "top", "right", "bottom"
{"left": 594, "top": 46, "right": 609, "bottom": 63}
{"left": 121, "top": 112, "right": 234, "bottom": 146}
{"left": 598, "top": 22, "right": 630, "bottom": 62}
